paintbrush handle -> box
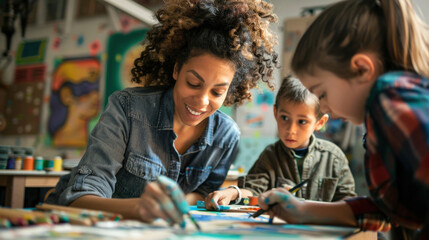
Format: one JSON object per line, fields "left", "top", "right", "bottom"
{"left": 251, "top": 179, "right": 309, "bottom": 218}
{"left": 289, "top": 179, "right": 309, "bottom": 193}
{"left": 250, "top": 203, "right": 277, "bottom": 218}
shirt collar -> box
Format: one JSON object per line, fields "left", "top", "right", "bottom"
{"left": 156, "top": 86, "right": 214, "bottom": 146}
{"left": 280, "top": 134, "right": 316, "bottom": 156}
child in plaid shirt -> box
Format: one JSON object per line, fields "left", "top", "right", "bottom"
{"left": 259, "top": 0, "right": 429, "bottom": 239}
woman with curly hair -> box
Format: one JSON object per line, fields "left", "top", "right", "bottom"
{"left": 46, "top": 0, "right": 278, "bottom": 227}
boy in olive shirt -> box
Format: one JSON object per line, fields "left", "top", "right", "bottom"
{"left": 205, "top": 76, "right": 356, "bottom": 210}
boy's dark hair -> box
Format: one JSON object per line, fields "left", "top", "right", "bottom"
{"left": 274, "top": 76, "right": 323, "bottom": 119}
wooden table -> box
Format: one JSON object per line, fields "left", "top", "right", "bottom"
{"left": 0, "top": 170, "right": 69, "bottom": 208}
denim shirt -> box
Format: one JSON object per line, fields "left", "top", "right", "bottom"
{"left": 46, "top": 86, "right": 240, "bottom": 206}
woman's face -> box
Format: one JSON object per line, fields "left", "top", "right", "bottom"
{"left": 173, "top": 53, "right": 236, "bottom": 127}
{"left": 299, "top": 68, "right": 373, "bottom": 125}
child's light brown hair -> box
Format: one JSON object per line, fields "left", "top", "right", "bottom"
{"left": 291, "top": 0, "right": 429, "bottom": 79}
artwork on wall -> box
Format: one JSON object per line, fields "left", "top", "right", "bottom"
{"left": 2, "top": 58, "right": 47, "bottom": 135}
{"left": 233, "top": 137, "right": 277, "bottom": 173}
{"left": 236, "top": 88, "right": 276, "bottom": 138}
{"left": 104, "top": 28, "right": 148, "bottom": 107}
{"left": 48, "top": 56, "right": 101, "bottom": 147}
{"left": 16, "top": 39, "right": 47, "bottom": 65}
{"left": 3, "top": 82, "right": 45, "bottom": 135}
{"left": 14, "top": 64, "right": 46, "bottom": 83}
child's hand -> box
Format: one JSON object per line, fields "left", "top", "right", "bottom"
{"left": 137, "top": 176, "right": 188, "bottom": 228}
{"left": 258, "top": 187, "right": 304, "bottom": 224}
{"left": 204, "top": 188, "right": 237, "bottom": 210}
{"left": 282, "top": 183, "right": 293, "bottom": 191}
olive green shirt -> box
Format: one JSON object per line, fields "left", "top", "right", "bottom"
{"left": 238, "top": 135, "right": 357, "bottom": 202}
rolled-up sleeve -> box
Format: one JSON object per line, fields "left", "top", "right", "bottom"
{"left": 345, "top": 196, "right": 391, "bottom": 232}
{"left": 56, "top": 92, "right": 130, "bottom": 205}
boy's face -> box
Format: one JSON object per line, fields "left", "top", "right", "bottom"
{"left": 274, "top": 99, "right": 326, "bottom": 149}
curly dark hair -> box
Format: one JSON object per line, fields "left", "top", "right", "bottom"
{"left": 131, "top": 0, "right": 279, "bottom": 106}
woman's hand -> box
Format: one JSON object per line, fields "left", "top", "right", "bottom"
{"left": 258, "top": 187, "right": 305, "bottom": 224}
{"left": 137, "top": 176, "right": 189, "bottom": 228}
{"left": 204, "top": 188, "right": 238, "bottom": 210}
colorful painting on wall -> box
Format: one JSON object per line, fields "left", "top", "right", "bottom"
{"left": 3, "top": 82, "right": 45, "bottom": 135}
{"left": 16, "top": 39, "right": 47, "bottom": 65}
{"left": 48, "top": 56, "right": 101, "bottom": 147}
{"left": 104, "top": 28, "right": 148, "bottom": 107}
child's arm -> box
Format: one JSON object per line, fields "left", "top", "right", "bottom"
{"left": 258, "top": 187, "right": 357, "bottom": 226}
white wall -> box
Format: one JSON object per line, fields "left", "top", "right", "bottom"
{"left": 268, "top": 0, "right": 429, "bottom": 85}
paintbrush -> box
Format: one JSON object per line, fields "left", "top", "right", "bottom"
{"left": 249, "top": 179, "right": 309, "bottom": 218}
{"left": 157, "top": 176, "right": 201, "bottom": 231}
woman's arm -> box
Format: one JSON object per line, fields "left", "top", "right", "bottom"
{"left": 185, "top": 192, "right": 204, "bottom": 205}
{"left": 71, "top": 176, "right": 190, "bottom": 227}
{"left": 71, "top": 195, "right": 143, "bottom": 220}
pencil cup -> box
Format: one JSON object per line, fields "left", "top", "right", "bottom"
{"left": 23, "top": 156, "right": 34, "bottom": 170}
{"left": 34, "top": 156, "right": 44, "bottom": 171}
{"left": 53, "top": 156, "right": 62, "bottom": 171}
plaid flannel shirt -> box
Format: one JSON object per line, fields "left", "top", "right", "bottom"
{"left": 345, "top": 71, "right": 429, "bottom": 238}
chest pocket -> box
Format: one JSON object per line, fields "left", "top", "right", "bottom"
{"left": 184, "top": 166, "right": 212, "bottom": 187}
{"left": 114, "top": 152, "right": 166, "bottom": 198}
{"left": 125, "top": 152, "right": 165, "bottom": 181}
{"left": 318, "top": 177, "right": 339, "bottom": 202}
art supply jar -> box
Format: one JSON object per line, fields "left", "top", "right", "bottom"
{"left": 53, "top": 156, "right": 62, "bottom": 171}
{"left": 44, "top": 159, "right": 54, "bottom": 171}
{"left": 14, "top": 157, "right": 22, "bottom": 170}
{"left": 7, "top": 157, "right": 14, "bottom": 169}
{"left": 34, "top": 156, "right": 44, "bottom": 171}
{"left": 23, "top": 156, "right": 34, "bottom": 170}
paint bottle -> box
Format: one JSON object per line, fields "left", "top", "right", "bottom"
{"left": 53, "top": 156, "right": 62, "bottom": 171}
{"left": 7, "top": 157, "right": 15, "bottom": 169}
{"left": 34, "top": 156, "right": 44, "bottom": 171}
{"left": 12, "top": 148, "right": 25, "bottom": 169}
{"left": 23, "top": 156, "right": 34, "bottom": 170}
{"left": 44, "top": 158, "right": 54, "bottom": 171}
{"left": 14, "top": 157, "right": 22, "bottom": 170}
{"left": 248, "top": 196, "right": 258, "bottom": 206}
